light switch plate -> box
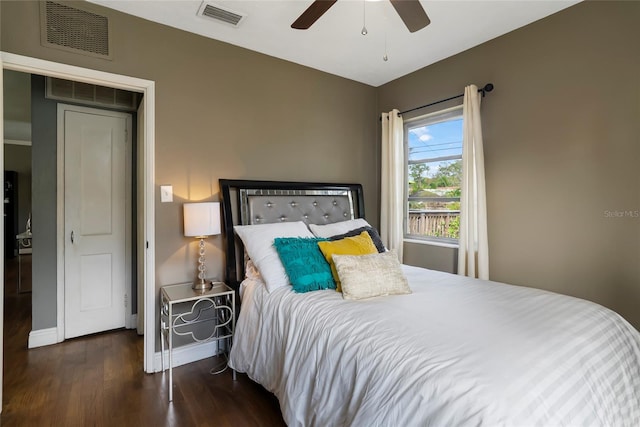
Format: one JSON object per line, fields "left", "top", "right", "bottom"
{"left": 160, "top": 185, "right": 173, "bottom": 202}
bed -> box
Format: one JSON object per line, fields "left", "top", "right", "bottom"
{"left": 219, "top": 179, "right": 640, "bottom": 427}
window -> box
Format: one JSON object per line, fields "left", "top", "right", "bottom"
{"left": 404, "top": 106, "right": 463, "bottom": 243}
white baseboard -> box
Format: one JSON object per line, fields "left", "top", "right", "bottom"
{"left": 28, "top": 327, "right": 59, "bottom": 348}
{"left": 28, "top": 326, "right": 224, "bottom": 370}
{"left": 152, "top": 340, "right": 227, "bottom": 373}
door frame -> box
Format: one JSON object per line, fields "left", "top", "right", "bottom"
{"left": 57, "top": 104, "right": 133, "bottom": 339}
{"left": 0, "top": 52, "right": 157, "bottom": 375}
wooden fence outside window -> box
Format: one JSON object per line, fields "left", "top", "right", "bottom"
{"left": 407, "top": 210, "right": 460, "bottom": 239}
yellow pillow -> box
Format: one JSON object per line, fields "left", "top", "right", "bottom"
{"left": 317, "top": 231, "right": 378, "bottom": 292}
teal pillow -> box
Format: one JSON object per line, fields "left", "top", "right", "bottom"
{"left": 273, "top": 237, "right": 336, "bottom": 293}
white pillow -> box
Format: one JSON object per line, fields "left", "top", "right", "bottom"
{"left": 234, "top": 221, "right": 313, "bottom": 292}
{"left": 308, "top": 218, "right": 371, "bottom": 238}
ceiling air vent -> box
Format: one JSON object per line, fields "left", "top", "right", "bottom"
{"left": 197, "top": 2, "right": 246, "bottom": 27}
{"left": 40, "top": 1, "right": 112, "bottom": 59}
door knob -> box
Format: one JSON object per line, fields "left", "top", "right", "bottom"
{"left": 71, "top": 231, "right": 75, "bottom": 244}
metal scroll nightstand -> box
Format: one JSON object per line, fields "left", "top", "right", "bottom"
{"left": 160, "top": 281, "right": 235, "bottom": 402}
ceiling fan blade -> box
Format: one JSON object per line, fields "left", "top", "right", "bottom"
{"left": 291, "top": 0, "right": 338, "bottom": 30}
{"left": 390, "top": 0, "right": 430, "bottom": 33}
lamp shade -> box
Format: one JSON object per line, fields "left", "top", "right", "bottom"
{"left": 183, "top": 202, "right": 221, "bottom": 237}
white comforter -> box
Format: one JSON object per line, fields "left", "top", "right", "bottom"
{"left": 229, "top": 265, "right": 640, "bottom": 427}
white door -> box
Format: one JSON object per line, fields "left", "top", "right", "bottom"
{"left": 62, "top": 105, "right": 131, "bottom": 339}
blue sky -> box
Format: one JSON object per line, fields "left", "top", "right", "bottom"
{"left": 408, "top": 118, "right": 463, "bottom": 179}
{"left": 408, "top": 118, "right": 463, "bottom": 162}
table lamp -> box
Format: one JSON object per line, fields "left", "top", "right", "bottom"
{"left": 183, "top": 202, "right": 221, "bottom": 291}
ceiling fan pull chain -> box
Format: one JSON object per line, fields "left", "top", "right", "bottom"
{"left": 361, "top": 0, "right": 368, "bottom": 36}
{"left": 383, "top": 31, "right": 389, "bottom": 61}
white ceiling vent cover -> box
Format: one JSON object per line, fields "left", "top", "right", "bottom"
{"left": 197, "top": 2, "right": 246, "bottom": 27}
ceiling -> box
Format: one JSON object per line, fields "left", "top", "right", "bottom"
{"left": 92, "top": 1, "right": 577, "bottom": 87}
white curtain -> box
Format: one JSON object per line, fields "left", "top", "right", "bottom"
{"left": 380, "top": 109, "right": 404, "bottom": 262}
{"left": 458, "top": 85, "right": 489, "bottom": 279}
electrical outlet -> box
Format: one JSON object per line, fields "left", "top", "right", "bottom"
{"left": 160, "top": 185, "right": 173, "bottom": 202}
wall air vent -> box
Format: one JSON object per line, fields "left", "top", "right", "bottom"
{"left": 197, "top": 2, "right": 246, "bottom": 27}
{"left": 40, "top": 1, "right": 112, "bottom": 59}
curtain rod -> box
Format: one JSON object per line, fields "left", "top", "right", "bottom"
{"left": 387, "top": 83, "right": 494, "bottom": 119}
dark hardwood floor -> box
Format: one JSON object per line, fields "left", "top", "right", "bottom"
{"left": 2, "top": 258, "right": 286, "bottom": 426}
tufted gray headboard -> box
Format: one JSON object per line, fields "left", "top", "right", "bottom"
{"left": 219, "top": 179, "right": 365, "bottom": 290}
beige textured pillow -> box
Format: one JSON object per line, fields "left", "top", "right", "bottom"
{"left": 332, "top": 250, "right": 411, "bottom": 300}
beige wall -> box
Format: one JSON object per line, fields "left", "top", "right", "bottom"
{"left": 379, "top": 1, "right": 640, "bottom": 329}
{"left": 1, "top": 1, "right": 378, "bottom": 329}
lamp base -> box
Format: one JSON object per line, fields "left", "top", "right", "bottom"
{"left": 192, "top": 237, "right": 212, "bottom": 292}
{"left": 192, "top": 280, "right": 213, "bottom": 292}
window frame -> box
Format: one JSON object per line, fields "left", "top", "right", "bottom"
{"left": 403, "top": 105, "right": 463, "bottom": 245}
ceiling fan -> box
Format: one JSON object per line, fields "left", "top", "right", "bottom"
{"left": 291, "top": 0, "right": 430, "bottom": 33}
